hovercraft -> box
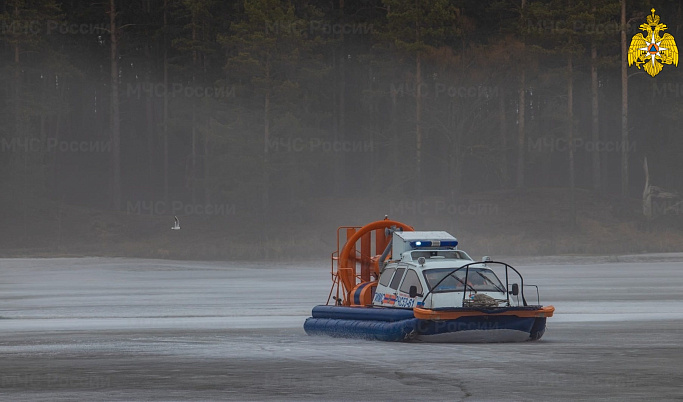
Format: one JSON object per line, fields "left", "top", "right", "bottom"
{"left": 304, "top": 218, "right": 554, "bottom": 342}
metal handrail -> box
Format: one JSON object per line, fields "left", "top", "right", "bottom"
{"left": 421, "top": 261, "right": 528, "bottom": 308}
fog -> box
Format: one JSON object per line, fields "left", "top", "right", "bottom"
{"left": 2, "top": 3, "right": 683, "bottom": 401}
{"left": 2, "top": 2, "right": 683, "bottom": 257}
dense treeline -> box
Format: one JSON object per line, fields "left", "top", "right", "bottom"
{"left": 1, "top": 0, "right": 683, "bottom": 232}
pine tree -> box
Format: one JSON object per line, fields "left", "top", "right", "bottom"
{"left": 381, "top": 0, "right": 458, "bottom": 192}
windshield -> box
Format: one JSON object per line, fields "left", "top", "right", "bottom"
{"left": 411, "top": 250, "right": 471, "bottom": 260}
{"left": 423, "top": 267, "right": 506, "bottom": 293}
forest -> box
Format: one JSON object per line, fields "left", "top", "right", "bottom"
{"left": 2, "top": 0, "right": 683, "bottom": 259}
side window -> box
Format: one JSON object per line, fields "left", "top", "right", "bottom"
{"left": 379, "top": 268, "right": 395, "bottom": 287}
{"left": 399, "top": 269, "right": 423, "bottom": 295}
{"left": 389, "top": 267, "right": 406, "bottom": 290}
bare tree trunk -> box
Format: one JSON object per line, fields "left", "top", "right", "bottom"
{"left": 12, "top": 3, "right": 21, "bottom": 145}
{"left": 204, "top": 123, "right": 210, "bottom": 205}
{"left": 337, "top": 0, "right": 346, "bottom": 192}
{"left": 338, "top": 51, "right": 346, "bottom": 192}
{"left": 50, "top": 91, "right": 63, "bottom": 196}
{"left": 568, "top": 54, "right": 576, "bottom": 227}
{"left": 13, "top": 42, "right": 20, "bottom": 139}
{"left": 109, "top": 0, "right": 121, "bottom": 210}
{"left": 447, "top": 102, "right": 456, "bottom": 197}
{"left": 13, "top": 37, "right": 23, "bottom": 237}
{"left": 449, "top": 101, "right": 466, "bottom": 197}
{"left": 163, "top": 0, "right": 169, "bottom": 204}
{"left": 516, "top": 0, "right": 526, "bottom": 189}
{"left": 643, "top": 156, "right": 651, "bottom": 219}
{"left": 590, "top": 41, "right": 601, "bottom": 191}
{"left": 332, "top": 49, "right": 340, "bottom": 193}
{"left": 145, "top": 78, "right": 154, "bottom": 196}
{"left": 262, "top": 56, "right": 271, "bottom": 259}
{"left": 391, "top": 90, "right": 399, "bottom": 187}
{"left": 416, "top": 51, "right": 423, "bottom": 190}
{"left": 12, "top": 5, "right": 21, "bottom": 193}
{"left": 516, "top": 68, "right": 525, "bottom": 188}
{"left": 454, "top": 147, "right": 464, "bottom": 195}
{"left": 621, "top": 0, "right": 629, "bottom": 196}
{"left": 142, "top": 37, "right": 154, "bottom": 198}
{"left": 191, "top": 108, "right": 197, "bottom": 204}
{"left": 13, "top": 9, "right": 27, "bottom": 237}
{"left": 499, "top": 89, "right": 508, "bottom": 187}
{"left": 190, "top": 16, "right": 198, "bottom": 205}
{"left": 263, "top": 69, "right": 271, "bottom": 201}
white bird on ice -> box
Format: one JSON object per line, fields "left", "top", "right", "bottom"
{"left": 172, "top": 216, "right": 180, "bottom": 230}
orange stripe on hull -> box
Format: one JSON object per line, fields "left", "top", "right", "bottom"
{"left": 413, "top": 305, "right": 555, "bottom": 320}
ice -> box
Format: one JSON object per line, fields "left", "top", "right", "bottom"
{"left": 1, "top": 256, "right": 683, "bottom": 401}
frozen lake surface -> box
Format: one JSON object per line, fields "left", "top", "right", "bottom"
{"left": 1, "top": 257, "right": 683, "bottom": 401}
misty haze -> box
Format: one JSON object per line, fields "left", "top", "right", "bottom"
{"left": 1, "top": 1, "right": 683, "bottom": 401}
